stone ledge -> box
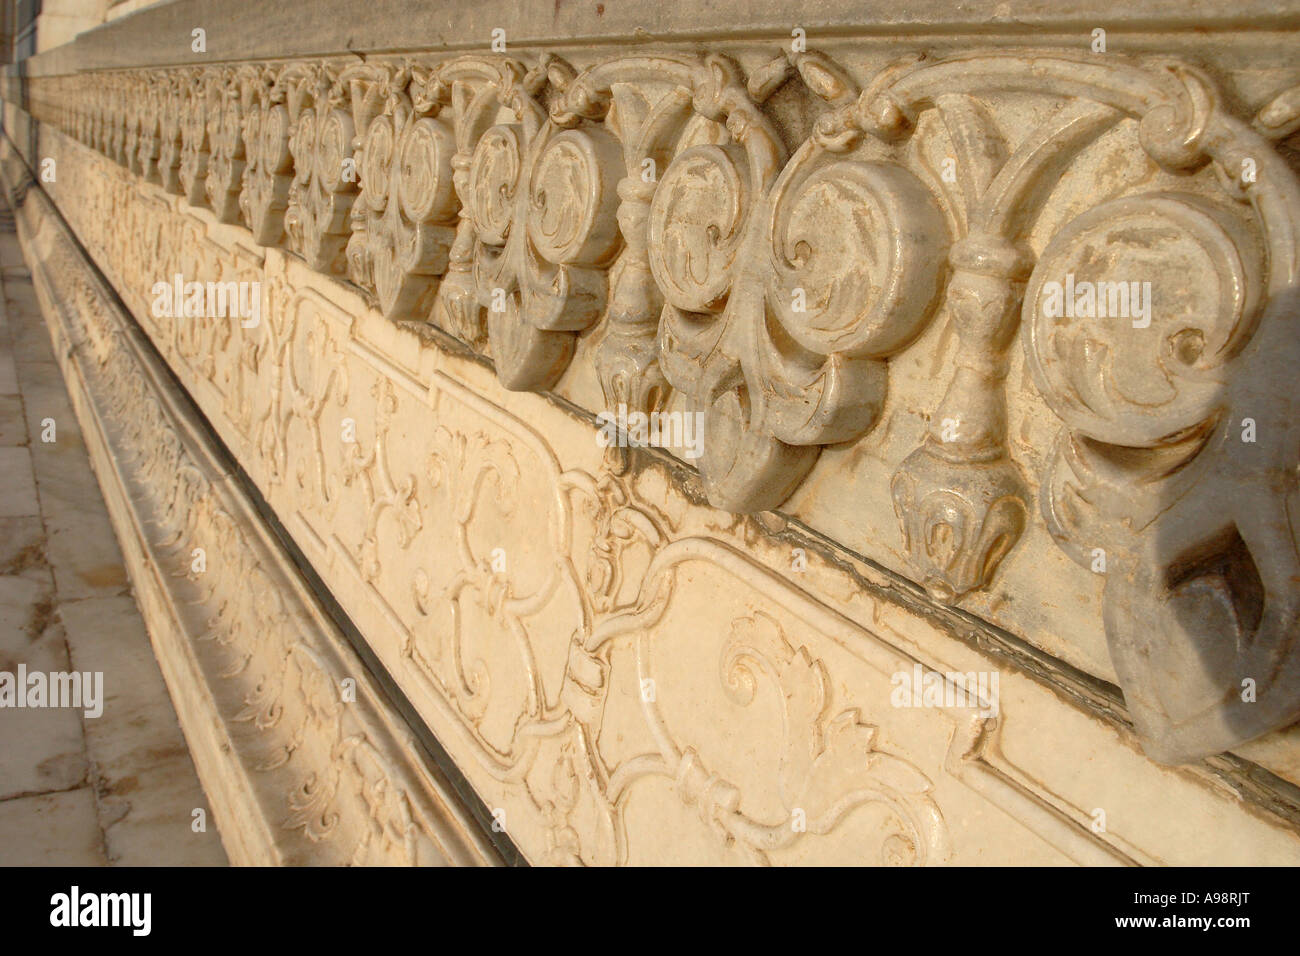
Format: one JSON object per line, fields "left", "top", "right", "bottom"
{"left": 15, "top": 0, "right": 1300, "bottom": 77}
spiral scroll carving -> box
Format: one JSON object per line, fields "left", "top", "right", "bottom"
{"left": 347, "top": 70, "right": 460, "bottom": 321}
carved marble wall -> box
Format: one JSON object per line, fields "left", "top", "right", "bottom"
{"left": 5, "top": 3, "right": 1300, "bottom": 864}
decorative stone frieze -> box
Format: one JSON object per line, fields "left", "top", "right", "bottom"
{"left": 22, "top": 42, "right": 1300, "bottom": 765}
{"left": 6, "top": 7, "right": 1300, "bottom": 864}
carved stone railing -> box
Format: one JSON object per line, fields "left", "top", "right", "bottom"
{"left": 6, "top": 1, "right": 1300, "bottom": 864}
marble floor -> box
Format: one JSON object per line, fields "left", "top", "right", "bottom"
{"left": 0, "top": 202, "right": 225, "bottom": 865}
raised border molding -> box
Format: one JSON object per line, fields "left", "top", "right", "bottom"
{"left": 22, "top": 0, "right": 1300, "bottom": 75}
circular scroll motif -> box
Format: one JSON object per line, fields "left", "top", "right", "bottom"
{"left": 259, "top": 104, "right": 292, "bottom": 174}
{"left": 1024, "top": 193, "right": 1262, "bottom": 447}
{"left": 766, "top": 160, "right": 948, "bottom": 358}
{"left": 399, "top": 117, "right": 457, "bottom": 224}
{"left": 214, "top": 107, "right": 242, "bottom": 170}
{"left": 359, "top": 115, "right": 394, "bottom": 212}
{"left": 647, "top": 144, "right": 751, "bottom": 315}
{"left": 289, "top": 107, "right": 317, "bottom": 186}
{"left": 467, "top": 125, "right": 523, "bottom": 247}
{"left": 242, "top": 103, "right": 292, "bottom": 244}
{"left": 358, "top": 113, "right": 392, "bottom": 213}
{"left": 527, "top": 127, "right": 623, "bottom": 266}
{"left": 314, "top": 108, "right": 356, "bottom": 194}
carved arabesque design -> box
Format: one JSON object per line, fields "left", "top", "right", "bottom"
{"left": 240, "top": 64, "right": 295, "bottom": 244}
{"left": 204, "top": 67, "right": 248, "bottom": 222}
{"left": 634, "top": 53, "right": 948, "bottom": 513}
{"left": 32, "top": 45, "right": 1300, "bottom": 765}
{"left": 587, "top": 564, "right": 952, "bottom": 866}
{"left": 282, "top": 63, "right": 361, "bottom": 273}
{"left": 402, "top": 369, "right": 951, "bottom": 864}
{"left": 41, "top": 251, "right": 466, "bottom": 865}
{"left": 177, "top": 69, "right": 212, "bottom": 207}
{"left": 345, "top": 64, "right": 460, "bottom": 323}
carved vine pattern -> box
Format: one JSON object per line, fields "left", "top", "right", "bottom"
{"left": 46, "top": 254, "right": 462, "bottom": 865}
